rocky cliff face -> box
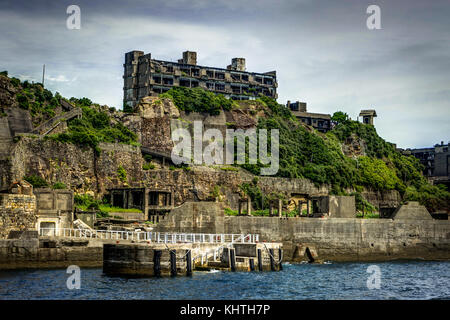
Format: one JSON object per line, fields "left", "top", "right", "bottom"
{"left": 0, "top": 90, "right": 402, "bottom": 209}
{"left": 0, "top": 134, "right": 335, "bottom": 209}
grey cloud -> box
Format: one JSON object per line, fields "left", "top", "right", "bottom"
{"left": 0, "top": 0, "right": 448, "bottom": 148}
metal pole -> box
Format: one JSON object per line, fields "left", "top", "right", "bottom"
{"left": 42, "top": 64, "right": 45, "bottom": 86}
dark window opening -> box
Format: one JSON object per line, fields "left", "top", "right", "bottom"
{"left": 152, "top": 76, "right": 161, "bottom": 84}
{"left": 180, "top": 79, "right": 190, "bottom": 87}
{"left": 113, "top": 193, "right": 124, "bottom": 208}
{"left": 192, "top": 69, "right": 200, "bottom": 77}
{"left": 163, "top": 78, "right": 173, "bottom": 85}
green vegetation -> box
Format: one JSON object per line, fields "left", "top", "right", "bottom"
{"left": 123, "top": 101, "right": 133, "bottom": 113}
{"left": 159, "top": 87, "right": 235, "bottom": 115}
{"left": 47, "top": 100, "right": 137, "bottom": 154}
{"left": 351, "top": 192, "right": 377, "bottom": 215}
{"left": 74, "top": 193, "right": 101, "bottom": 211}
{"left": 117, "top": 165, "right": 127, "bottom": 183}
{"left": 52, "top": 182, "right": 67, "bottom": 189}
{"left": 142, "top": 162, "right": 155, "bottom": 170}
{"left": 219, "top": 166, "right": 239, "bottom": 172}
{"left": 330, "top": 111, "right": 349, "bottom": 125}
{"left": 74, "top": 193, "right": 142, "bottom": 218}
{"left": 235, "top": 98, "right": 449, "bottom": 212}
{"left": 23, "top": 175, "right": 48, "bottom": 188}
{"left": 5, "top": 76, "right": 60, "bottom": 118}
{"left": 1, "top": 73, "right": 137, "bottom": 154}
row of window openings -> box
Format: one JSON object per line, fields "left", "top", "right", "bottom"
{"left": 153, "top": 78, "right": 272, "bottom": 94}
{"left": 154, "top": 66, "right": 273, "bottom": 84}
{"left": 300, "top": 118, "right": 330, "bottom": 127}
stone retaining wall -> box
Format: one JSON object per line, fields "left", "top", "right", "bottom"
{"left": 0, "top": 193, "right": 36, "bottom": 238}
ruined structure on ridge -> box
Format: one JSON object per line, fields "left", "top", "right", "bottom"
{"left": 286, "top": 101, "right": 331, "bottom": 133}
{"left": 123, "top": 50, "right": 278, "bottom": 108}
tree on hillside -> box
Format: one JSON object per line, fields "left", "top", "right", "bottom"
{"left": 331, "top": 111, "right": 349, "bottom": 125}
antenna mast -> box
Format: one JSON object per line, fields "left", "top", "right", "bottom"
{"left": 42, "top": 64, "right": 45, "bottom": 86}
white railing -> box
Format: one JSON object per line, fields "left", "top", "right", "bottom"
{"left": 192, "top": 233, "right": 250, "bottom": 265}
{"left": 38, "top": 228, "right": 259, "bottom": 244}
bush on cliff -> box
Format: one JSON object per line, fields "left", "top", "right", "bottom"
{"left": 48, "top": 103, "right": 138, "bottom": 154}
{"left": 23, "top": 175, "right": 48, "bottom": 188}
{"left": 159, "top": 87, "right": 234, "bottom": 115}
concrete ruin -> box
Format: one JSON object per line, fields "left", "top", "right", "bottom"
{"left": 287, "top": 101, "right": 331, "bottom": 133}
{"left": 310, "top": 195, "right": 356, "bottom": 218}
{"left": 359, "top": 109, "right": 377, "bottom": 125}
{"left": 123, "top": 50, "right": 278, "bottom": 108}
{"left": 391, "top": 201, "right": 433, "bottom": 220}
{"left": 107, "top": 187, "right": 175, "bottom": 222}
{"left": 33, "top": 188, "right": 74, "bottom": 234}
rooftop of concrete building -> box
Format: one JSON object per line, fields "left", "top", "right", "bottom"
{"left": 359, "top": 109, "right": 377, "bottom": 117}
{"left": 286, "top": 101, "right": 331, "bottom": 120}
{"left": 128, "top": 50, "right": 277, "bottom": 78}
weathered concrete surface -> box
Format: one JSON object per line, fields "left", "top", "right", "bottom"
{"left": 392, "top": 201, "right": 433, "bottom": 220}
{"left": 328, "top": 195, "right": 355, "bottom": 218}
{"left": 154, "top": 202, "right": 450, "bottom": 263}
{"left": 0, "top": 237, "right": 103, "bottom": 269}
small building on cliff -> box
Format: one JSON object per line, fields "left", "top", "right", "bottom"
{"left": 286, "top": 101, "right": 331, "bottom": 133}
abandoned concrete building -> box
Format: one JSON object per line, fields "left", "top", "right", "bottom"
{"left": 123, "top": 50, "right": 278, "bottom": 108}
{"left": 402, "top": 141, "right": 450, "bottom": 188}
{"left": 107, "top": 187, "right": 175, "bottom": 223}
{"left": 359, "top": 109, "right": 377, "bottom": 125}
{"left": 33, "top": 188, "right": 74, "bottom": 235}
{"left": 286, "top": 101, "right": 331, "bottom": 133}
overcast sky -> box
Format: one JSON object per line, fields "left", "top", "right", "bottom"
{"left": 0, "top": 0, "right": 449, "bottom": 149}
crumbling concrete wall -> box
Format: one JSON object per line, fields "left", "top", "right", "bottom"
{"left": 0, "top": 193, "right": 37, "bottom": 238}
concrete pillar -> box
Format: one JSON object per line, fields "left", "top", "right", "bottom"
{"left": 307, "top": 200, "right": 310, "bottom": 217}
{"left": 269, "top": 203, "right": 274, "bottom": 217}
{"left": 127, "top": 190, "right": 133, "bottom": 209}
{"left": 247, "top": 197, "right": 252, "bottom": 216}
{"left": 122, "top": 190, "right": 127, "bottom": 209}
{"left": 144, "top": 188, "right": 149, "bottom": 218}
{"left": 278, "top": 199, "right": 282, "bottom": 217}
{"left": 238, "top": 201, "right": 242, "bottom": 216}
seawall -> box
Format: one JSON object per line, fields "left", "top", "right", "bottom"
{"left": 0, "top": 237, "right": 103, "bottom": 269}
{"left": 154, "top": 202, "right": 450, "bottom": 262}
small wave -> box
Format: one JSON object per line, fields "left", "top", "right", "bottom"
{"left": 208, "top": 269, "right": 220, "bottom": 273}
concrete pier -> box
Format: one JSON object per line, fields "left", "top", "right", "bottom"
{"left": 103, "top": 242, "right": 283, "bottom": 277}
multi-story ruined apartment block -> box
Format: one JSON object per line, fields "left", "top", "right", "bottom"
{"left": 123, "top": 50, "right": 278, "bottom": 108}
{"left": 403, "top": 141, "right": 450, "bottom": 188}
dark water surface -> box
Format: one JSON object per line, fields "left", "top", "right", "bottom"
{"left": 0, "top": 261, "right": 449, "bottom": 300}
